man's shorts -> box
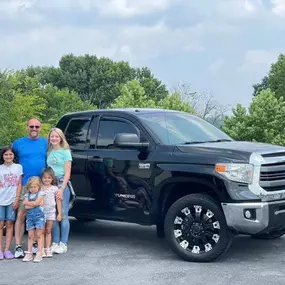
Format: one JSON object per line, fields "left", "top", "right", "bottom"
{"left": 19, "top": 186, "right": 27, "bottom": 212}
{"left": 0, "top": 204, "right": 16, "bottom": 222}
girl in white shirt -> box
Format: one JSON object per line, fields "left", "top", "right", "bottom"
{"left": 41, "top": 167, "right": 62, "bottom": 258}
{"left": 0, "top": 147, "right": 23, "bottom": 260}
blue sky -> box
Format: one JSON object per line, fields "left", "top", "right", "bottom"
{"left": 1, "top": 0, "right": 285, "bottom": 110}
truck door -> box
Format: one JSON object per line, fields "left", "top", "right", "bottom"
{"left": 64, "top": 116, "right": 92, "bottom": 215}
{"left": 86, "top": 115, "right": 154, "bottom": 223}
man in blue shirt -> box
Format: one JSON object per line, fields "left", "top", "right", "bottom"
{"left": 13, "top": 118, "right": 48, "bottom": 258}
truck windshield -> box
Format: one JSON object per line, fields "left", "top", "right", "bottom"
{"left": 137, "top": 111, "right": 233, "bottom": 145}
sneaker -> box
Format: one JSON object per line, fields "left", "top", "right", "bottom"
{"left": 33, "top": 252, "right": 43, "bottom": 263}
{"left": 42, "top": 248, "right": 47, "bottom": 258}
{"left": 23, "top": 252, "right": 33, "bottom": 262}
{"left": 4, "top": 250, "right": 14, "bottom": 259}
{"left": 51, "top": 242, "right": 59, "bottom": 253}
{"left": 32, "top": 242, "right": 38, "bottom": 254}
{"left": 54, "top": 242, "right": 67, "bottom": 254}
{"left": 14, "top": 245, "right": 25, "bottom": 259}
{"left": 0, "top": 252, "right": 3, "bottom": 260}
{"left": 45, "top": 248, "right": 53, "bottom": 258}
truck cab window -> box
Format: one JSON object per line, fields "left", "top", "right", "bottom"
{"left": 65, "top": 118, "right": 91, "bottom": 149}
{"left": 97, "top": 118, "right": 138, "bottom": 149}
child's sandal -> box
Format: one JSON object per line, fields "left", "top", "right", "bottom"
{"left": 23, "top": 251, "right": 33, "bottom": 262}
{"left": 33, "top": 252, "right": 43, "bottom": 263}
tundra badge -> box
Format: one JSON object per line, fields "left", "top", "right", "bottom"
{"left": 138, "top": 163, "right": 150, "bottom": 169}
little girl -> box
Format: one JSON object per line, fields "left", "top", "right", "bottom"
{"left": 0, "top": 147, "right": 23, "bottom": 260}
{"left": 41, "top": 167, "right": 62, "bottom": 258}
{"left": 23, "top": 176, "right": 45, "bottom": 262}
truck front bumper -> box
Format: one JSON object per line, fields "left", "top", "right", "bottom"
{"left": 221, "top": 200, "right": 285, "bottom": 235}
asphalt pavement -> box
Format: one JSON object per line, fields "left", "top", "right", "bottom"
{"left": 1, "top": 218, "right": 285, "bottom": 285}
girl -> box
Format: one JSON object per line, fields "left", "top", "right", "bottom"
{"left": 47, "top": 128, "right": 72, "bottom": 254}
{"left": 23, "top": 176, "right": 45, "bottom": 262}
{"left": 0, "top": 147, "right": 23, "bottom": 260}
{"left": 41, "top": 167, "right": 62, "bottom": 257}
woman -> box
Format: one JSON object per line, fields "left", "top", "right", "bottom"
{"left": 47, "top": 128, "right": 72, "bottom": 254}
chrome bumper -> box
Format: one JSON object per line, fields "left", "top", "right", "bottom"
{"left": 221, "top": 200, "right": 285, "bottom": 234}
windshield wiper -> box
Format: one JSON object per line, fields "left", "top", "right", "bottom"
{"left": 183, "top": 139, "right": 232, "bottom": 145}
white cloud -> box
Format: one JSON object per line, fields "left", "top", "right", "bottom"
{"left": 271, "top": 0, "right": 285, "bottom": 17}
{"left": 94, "top": 0, "right": 176, "bottom": 17}
{"left": 239, "top": 50, "right": 278, "bottom": 71}
{"left": 0, "top": 27, "right": 118, "bottom": 68}
{"left": 34, "top": 0, "right": 179, "bottom": 17}
{"left": 0, "top": 21, "right": 206, "bottom": 68}
{"left": 218, "top": 0, "right": 263, "bottom": 18}
{"left": 243, "top": 0, "right": 256, "bottom": 13}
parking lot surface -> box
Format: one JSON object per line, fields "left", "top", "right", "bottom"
{"left": 1, "top": 219, "right": 285, "bottom": 285}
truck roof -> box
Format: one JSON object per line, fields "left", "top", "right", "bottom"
{"left": 62, "top": 108, "right": 180, "bottom": 117}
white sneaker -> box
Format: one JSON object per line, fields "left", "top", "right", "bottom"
{"left": 54, "top": 242, "right": 67, "bottom": 254}
{"left": 14, "top": 245, "right": 25, "bottom": 259}
{"left": 51, "top": 242, "right": 59, "bottom": 253}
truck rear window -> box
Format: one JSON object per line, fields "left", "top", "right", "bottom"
{"left": 65, "top": 118, "right": 91, "bottom": 149}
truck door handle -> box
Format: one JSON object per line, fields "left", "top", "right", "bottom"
{"left": 90, "top": 156, "right": 103, "bottom": 162}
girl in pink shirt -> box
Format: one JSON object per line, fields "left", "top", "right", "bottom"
{"left": 41, "top": 167, "right": 62, "bottom": 257}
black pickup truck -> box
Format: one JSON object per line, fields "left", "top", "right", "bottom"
{"left": 56, "top": 108, "right": 285, "bottom": 262}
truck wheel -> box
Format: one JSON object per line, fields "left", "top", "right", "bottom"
{"left": 251, "top": 228, "right": 285, "bottom": 240}
{"left": 164, "top": 194, "right": 232, "bottom": 262}
{"left": 75, "top": 217, "right": 96, "bottom": 222}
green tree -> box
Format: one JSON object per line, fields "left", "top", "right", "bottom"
{"left": 21, "top": 54, "right": 168, "bottom": 107}
{"left": 135, "top": 67, "right": 168, "bottom": 102}
{"left": 0, "top": 71, "right": 96, "bottom": 145}
{"left": 110, "top": 80, "right": 156, "bottom": 108}
{"left": 253, "top": 76, "right": 269, "bottom": 96}
{"left": 253, "top": 54, "right": 285, "bottom": 99}
{"left": 111, "top": 80, "right": 196, "bottom": 114}
{"left": 158, "top": 92, "right": 196, "bottom": 113}
{"left": 0, "top": 93, "right": 47, "bottom": 145}
{"left": 223, "top": 89, "right": 285, "bottom": 145}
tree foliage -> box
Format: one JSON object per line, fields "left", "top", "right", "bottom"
{"left": 223, "top": 89, "right": 285, "bottom": 145}
{"left": 111, "top": 80, "right": 195, "bottom": 113}
{"left": 253, "top": 54, "right": 285, "bottom": 99}
{"left": 0, "top": 71, "right": 95, "bottom": 145}
{"left": 158, "top": 92, "right": 196, "bottom": 114}
{"left": 110, "top": 80, "right": 156, "bottom": 108}
{"left": 23, "top": 54, "right": 168, "bottom": 108}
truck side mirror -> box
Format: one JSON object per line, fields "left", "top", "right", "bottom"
{"left": 113, "top": 133, "right": 149, "bottom": 150}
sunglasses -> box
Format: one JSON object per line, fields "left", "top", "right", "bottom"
{"left": 29, "top": 125, "right": 40, "bottom": 129}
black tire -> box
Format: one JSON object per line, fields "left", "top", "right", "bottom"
{"left": 164, "top": 194, "right": 233, "bottom": 262}
{"left": 251, "top": 228, "right": 285, "bottom": 240}
{"left": 74, "top": 216, "right": 96, "bottom": 222}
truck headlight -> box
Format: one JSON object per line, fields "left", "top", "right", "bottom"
{"left": 215, "top": 163, "right": 254, "bottom": 184}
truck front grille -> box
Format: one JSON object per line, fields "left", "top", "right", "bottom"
{"left": 260, "top": 161, "right": 285, "bottom": 192}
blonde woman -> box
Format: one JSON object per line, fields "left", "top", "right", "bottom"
{"left": 47, "top": 128, "right": 72, "bottom": 254}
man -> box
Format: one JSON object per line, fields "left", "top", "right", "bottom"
{"left": 13, "top": 118, "right": 48, "bottom": 258}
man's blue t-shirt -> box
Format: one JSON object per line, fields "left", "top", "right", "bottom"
{"left": 13, "top": 137, "right": 48, "bottom": 185}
